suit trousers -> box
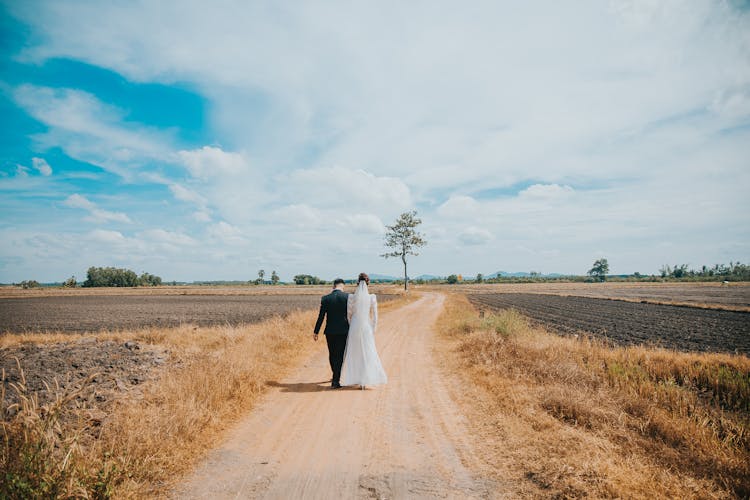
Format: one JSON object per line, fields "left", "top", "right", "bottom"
{"left": 326, "top": 333, "right": 348, "bottom": 384}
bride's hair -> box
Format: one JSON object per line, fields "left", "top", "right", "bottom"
{"left": 358, "top": 272, "right": 369, "bottom": 285}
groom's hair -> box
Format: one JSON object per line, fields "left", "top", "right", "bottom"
{"left": 333, "top": 278, "right": 345, "bottom": 286}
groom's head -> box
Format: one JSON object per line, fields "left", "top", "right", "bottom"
{"left": 333, "top": 278, "right": 345, "bottom": 290}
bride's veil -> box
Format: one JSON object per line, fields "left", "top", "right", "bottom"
{"left": 351, "top": 280, "right": 371, "bottom": 327}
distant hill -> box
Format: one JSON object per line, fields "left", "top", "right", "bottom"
{"left": 368, "top": 273, "right": 399, "bottom": 282}
{"left": 486, "top": 271, "right": 565, "bottom": 279}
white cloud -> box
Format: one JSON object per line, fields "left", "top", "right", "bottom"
{"left": 437, "top": 195, "right": 481, "bottom": 218}
{"left": 31, "top": 158, "right": 52, "bottom": 176}
{"left": 284, "top": 166, "right": 411, "bottom": 213}
{"left": 63, "top": 194, "right": 132, "bottom": 224}
{"left": 139, "top": 229, "right": 197, "bottom": 246}
{"left": 169, "top": 183, "right": 207, "bottom": 208}
{"left": 89, "top": 229, "right": 128, "bottom": 244}
{"left": 193, "top": 211, "right": 212, "bottom": 222}
{"left": 458, "top": 226, "right": 493, "bottom": 246}
{"left": 207, "top": 221, "right": 245, "bottom": 243}
{"left": 177, "top": 146, "right": 248, "bottom": 180}
{"left": 13, "top": 85, "right": 172, "bottom": 178}
{"left": 337, "top": 214, "right": 385, "bottom": 234}
{"left": 275, "top": 204, "right": 322, "bottom": 228}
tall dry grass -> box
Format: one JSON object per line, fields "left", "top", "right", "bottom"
{"left": 438, "top": 293, "right": 750, "bottom": 498}
{"left": 2, "top": 309, "right": 319, "bottom": 498}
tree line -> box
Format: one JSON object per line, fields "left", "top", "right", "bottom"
{"left": 82, "top": 266, "right": 162, "bottom": 287}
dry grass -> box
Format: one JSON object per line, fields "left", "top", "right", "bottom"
{"left": 438, "top": 293, "right": 750, "bottom": 499}
{"left": 1, "top": 291, "right": 415, "bottom": 498}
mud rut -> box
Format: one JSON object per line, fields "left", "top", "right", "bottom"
{"left": 175, "top": 293, "right": 497, "bottom": 499}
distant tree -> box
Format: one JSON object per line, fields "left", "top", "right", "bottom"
{"left": 19, "top": 280, "right": 40, "bottom": 289}
{"left": 271, "top": 270, "right": 280, "bottom": 285}
{"left": 257, "top": 269, "right": 265, "bottom": 285}
{"left": 587, "top": 258, "right": 609, "bottom": 282}
{"left": 446, "top": 274, "right": 459, "bottom": 284}
{"left": 475, "top": 273, "right": 483, "bottom": 283}
{"left": 529, "top": 271, "right": 541, "bottom": 279}
{"left": 62, "top": 276, "right": 77, "bottom": 288}
{"left": 293, "top": 274, "right": 323, "bottom": 285}
{"left": 381, "top": 210, "right": 427, "bottom": 291}
{"left": 138, "top": 272, "right": 162, "bottom": 286}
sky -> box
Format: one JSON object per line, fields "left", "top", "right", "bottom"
{"left": 1, "top": 1, "right": 749, "bottom": 283}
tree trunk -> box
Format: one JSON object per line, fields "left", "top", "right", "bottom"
{"left": 402, "top": 253, "right": 408, "bottom": 291}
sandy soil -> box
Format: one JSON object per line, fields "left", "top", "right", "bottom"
{"left": 174, "top": 293, "right": 500, "bottom": 499}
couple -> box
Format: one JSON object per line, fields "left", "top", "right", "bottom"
{"left": 313, "top": 272, "right": 387, "bottom": 390}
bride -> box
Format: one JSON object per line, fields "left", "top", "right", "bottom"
{"left": 341, "top": 272, "right": 388, "bottom": 389}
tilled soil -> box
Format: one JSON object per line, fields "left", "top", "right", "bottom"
{"left": 1, "top": 338, "right": 168, "bottom": 417}
{"left": 0, "top": 294, "right": 323, "bottom": 334}
{"left": 468, "top": 293, "right": 750, "bottom": 355}
{"left": 0, "top": 294, "right": 398, "bottom": 334}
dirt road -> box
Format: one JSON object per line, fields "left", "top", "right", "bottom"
{"left": 175, "top": 293, "right": 498, "bottom": 499}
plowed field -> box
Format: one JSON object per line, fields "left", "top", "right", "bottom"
{"left": 0, "top": 295, "right": 320, "bottom": 334}
{"left": 468, "top": 293, "right": 750, "bottom": 355}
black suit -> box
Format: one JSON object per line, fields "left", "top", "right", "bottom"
{"left": 314, "top": 288, "right": 349, "bottom": 385}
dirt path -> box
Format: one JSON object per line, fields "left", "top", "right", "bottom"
{"left": 175, "top": 293, "right": 498, "bottom": 499}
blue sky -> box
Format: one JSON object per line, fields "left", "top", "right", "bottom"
{"left": 1, "top": 1, "right": 749, "bottom": 283}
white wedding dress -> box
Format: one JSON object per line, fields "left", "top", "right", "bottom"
{"left": 341, "top": 281, "right": 388, "bottom": 387}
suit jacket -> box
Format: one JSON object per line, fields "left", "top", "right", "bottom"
{"left": 314, "top": 289, "right": 350, "bottom": 336}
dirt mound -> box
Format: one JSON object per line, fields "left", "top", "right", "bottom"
{"left": 1, "top": 338, "right": 168, "bottom": 416}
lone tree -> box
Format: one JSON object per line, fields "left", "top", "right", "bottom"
{"left": 271, "top": 270, "right": 280, "bottom": 285}
{"left": 588, "top": 258, "right": 609, "bottom": 282}
{"left": 381, "top": 210, "right": 426, "bottom": 291}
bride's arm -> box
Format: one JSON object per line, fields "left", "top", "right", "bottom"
{"left": 371, "top": 295, "right": 378, "bottom": 332}
{"left": 347, "top": 294, "right": 354, "bottom": 322}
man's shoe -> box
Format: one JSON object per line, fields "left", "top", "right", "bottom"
{"left": 331, "top": 382, "right": 342, "bottom": 389}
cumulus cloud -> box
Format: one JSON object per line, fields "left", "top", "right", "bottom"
{"left": 437, "top": 195, "right": 481, "bottom": 218}
{"left": 63, "top": 194, "right": 132, "bottom": 224}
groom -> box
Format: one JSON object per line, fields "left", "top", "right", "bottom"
{"left": 313, "top": 278, "right": 349, "bottom": 389}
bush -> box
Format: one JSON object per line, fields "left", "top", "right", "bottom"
{"left": 62, "top": 276, "right": 77, "bottom": 288}
{"left": 446, "top": 274, "right": 458, "bottom": 284}
{"left": 18, "top": 280, "right": 40, "bottom": 289}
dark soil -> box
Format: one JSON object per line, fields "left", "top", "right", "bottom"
{"left": 0, "top": 294, "right": 324, "bottom": 334}
{"left": 1, "top": 338, "right": 168, "bottom": 417}
{"left": 468, "top": 293, "right": 750, "bottom": 355}
{"left": 0, "top": 293, "right": 398, "bottom": 334}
